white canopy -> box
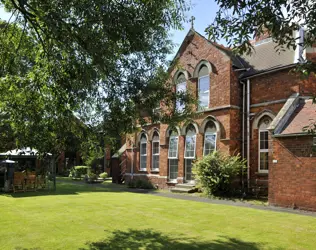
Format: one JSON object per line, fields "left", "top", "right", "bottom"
{"left": 0, "top": 147, "right": 38, "bottom": 156}
{"left": 0, "top": 160, "right": 15, "bottom": 164}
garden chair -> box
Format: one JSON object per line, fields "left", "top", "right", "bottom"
{"left": 26, "top": 172, "right": 37, "bottom": 191}
{"left": 12, "top": 172, "right": 26, "bottom": 193}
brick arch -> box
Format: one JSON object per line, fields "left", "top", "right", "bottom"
{"left": 193, "top": 60, "right": 213, "bottom": 78}
{"left": 180, "top": 121, "right": 199, "bottom": 136}
{"left": 252, "top": 110, "right": 276, "bottom": 130}
{"left": 200, "top": 116, "right": 221, "bottom": 133}
{"left": 173, "top": 69, "right": 190, "bottom": 82}
{"left": 136, "top": 130, "right": 149, "bottom": 145}
{"left": 165, "top": 125, "right": 181, "bottom": 138}
{"left": 148, "top": 127, "right": 160, "bottom": 141}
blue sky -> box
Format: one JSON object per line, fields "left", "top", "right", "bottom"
{"left": 0, "top": 0, "right": 220, "bottom": 59}
{"left": 169, "top": 0, "right": 220, "bottom": 57}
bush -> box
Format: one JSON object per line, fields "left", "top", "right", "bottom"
{"left": 193, "top": 151, "right": 246, "bottom": 196}
{"left": 99, "top": 172, "right": 108, "bottom": 179}
{"left": 128, "top": 179, "right": 155, "bottom": 189}
{"left": 88, "top": 173, "right": 98, "bottom": 181}
{"left": 74, "top": 166, "right": 90, "bottom": 176}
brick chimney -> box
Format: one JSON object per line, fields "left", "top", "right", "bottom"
{"left": 249, "top": 26, "right": 271, "bottom": 45}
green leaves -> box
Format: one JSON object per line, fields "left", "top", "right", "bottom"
{"left": 193, "top": 151, "right": 246, "bottom": 196}
{"left": 0, "top": 1, "right": 193, "bottom": 154}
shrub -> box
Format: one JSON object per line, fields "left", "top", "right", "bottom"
{"left": 193, "top": 151, "right": 246, "bottom": 196}
{"left": 128, "top": 179, "right": 155, "bottom": 189}
{"left": 99, "top": 172, "right": 108, "bottom": 179}
{"left": 74, "top": 166, "right": 90, "bottom": 176}
{"left": 88, "top": 173, "right": 98, "bottom": 181}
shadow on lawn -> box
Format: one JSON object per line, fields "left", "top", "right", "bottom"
{"left": 0, "top": 181, "right": 142, "bottom": 198}
{"left": 80, "top": 229, "right": 263, "bottom": 250}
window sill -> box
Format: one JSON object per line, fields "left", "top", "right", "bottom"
{"left": 255, "top": 172, "right": 268, "bottom": 176}
{"left": 139, "top": 169, "right": 147, "bottom": 172}
{"left": 150, "top": 169, "right": 159, "bottom": 173}
{"left": 167, "top": 180, "right": 177, "bottom": 184}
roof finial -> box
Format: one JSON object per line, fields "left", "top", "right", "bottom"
{"left": 190, "top": 16, "right": 195, "bottom": 29}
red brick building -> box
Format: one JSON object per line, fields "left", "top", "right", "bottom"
{"left": 121, "top": 29, "right": 316, "bottom": 211}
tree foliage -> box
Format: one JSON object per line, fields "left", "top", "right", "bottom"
{"left": 0, "top": 0, "right": 194, "bottom": 155}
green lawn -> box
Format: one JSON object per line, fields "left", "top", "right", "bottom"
{"left": 1, "top": 182, "right": 316, "bottom": 250}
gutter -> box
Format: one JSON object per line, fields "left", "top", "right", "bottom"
{"left": 273, "top": 133, "right": 310, "bottom": 138}
{"left": 241, "top": 64, "right": 296, "bottom": 80}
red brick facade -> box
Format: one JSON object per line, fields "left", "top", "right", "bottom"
{"left": 269, "top": 137, "right": 316, "bottom": 211}
{"left": 123, "top": 29, "right": 316, "bottom": 211}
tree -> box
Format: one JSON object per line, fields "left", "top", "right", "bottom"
{"left": 206, "top": 0, "right": 316, "bottom": 132}
{"left": 0, "top": 1, "right": 195, "bottom": 154}
{"left": 206, "top": 1, "right": 315, "bottom": 64}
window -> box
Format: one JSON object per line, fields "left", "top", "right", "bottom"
{"left": 198, "top": 65, "right": 210, "bottom": 110}
{"left": 169, "top": 159, "right": 178, "bottom": 180}
{"left": 258, "top": 117, "right": 272, "bottom": 172}
{"left": 176, "top": 73, "right": 186, "bottom": 112}
{"left": 184, "top": 125, "right": 196, "bottom": 159}
{"left": 168, "top": 131, "right": 179, "bottom": 159}
{"left": 204, "top": 121, "right": 217, "bottom": 155}
{"left": 168, "top": 130, "right": 179, "bottom": 181}
{"left": 184, "top": 124, "right": 196, "bottom": 182}
{"left": 140, "top": 133, "right": 147, "bottom": 171}
{"left": 152, "top": 132, "right": 159, "bottom": 170}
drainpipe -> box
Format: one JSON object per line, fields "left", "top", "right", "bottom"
{"left": 246, "top": 79, "right": 251, "bottom": 191}
{"left": 242, "top": 81, "right": 245, "bottom": 190}
{"left": 131, "top": 134, "right": 134, "bottom": 181}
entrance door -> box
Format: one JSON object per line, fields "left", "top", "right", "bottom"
{"left": 185, "top": 159, "right": 195, "bottom": 184}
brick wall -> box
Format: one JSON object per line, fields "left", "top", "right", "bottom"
{"left": 247, "top": 69, "right": 316, "bottom": 193}
{"left": 250, "top": 69, "right": 316, "bottom": 104}
{"left": 269, "top": 136, "right": 316, "bottom": 211}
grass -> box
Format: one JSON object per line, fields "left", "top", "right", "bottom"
{"left": 0, "top": 182, "right": 316, "bottom": 250}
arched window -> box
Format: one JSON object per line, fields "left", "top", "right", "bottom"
{"left": 176, "top": 73, "right": 186, "bottom": 112}
{"left": 152, "top": 131, "right": 160, "bottom": 171}
{"left": 198, "top": 65, "right": 210, "bottom": 110}
{"left": 258, "top": 117, "right": 272, "bottom": 173}
{"left": 168, "top": 130, "right": 179, "bottom": 181}
{"left": 140, "top": 133, "right": 147, "bottom": 170}
{"left": 203, "top": 121, "right": 217, "bottom": 155}
{"left": 184, "top": 124, "right": 196, "bottom": 182}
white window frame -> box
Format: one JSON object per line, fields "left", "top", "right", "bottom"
{"left": 168, "top": 158, "right": 178, "bottom": 182}
{"left": 184, "top": 134, "right": 196, "bottom": 159}
{"left": 258, "top": 129, "right": 269, "bottom": 173}
{"left": 151, "top": 136, "right": 160, "bottom": 171}
{"left": 203, "top": 132, "right": 217, "bottom": 156}
{"left": 168, "top": 135, "right": 179, "bottom": 159}
{"left": 198, "top": 75, "right": 210, "bottom": 110}
{"left": 139, "top": 134, "right": 147, "bottom": 171}
{"left": 176, "top": 80, "right": 186, "bottom": 112}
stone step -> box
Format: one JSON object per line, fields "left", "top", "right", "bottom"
{"left": 170, "top": 188, "right": 193, "bottom": 193}
{"left": 175, "top": 184, "right": 195, "bottom": 190}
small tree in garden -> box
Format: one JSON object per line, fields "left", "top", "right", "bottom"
{"left": 193, "top": 151, "right": 246, "bottom": 196}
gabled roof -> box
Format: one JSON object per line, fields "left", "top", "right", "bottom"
{"left": 280, "top": 98, "right": 316, "bottom": 136}
{"left": 239, "top": 39, "right": 296, "bottom": 78}
{"left": 170, "top": 29, "right": 297, "bottom": 78}
{"left": 270, "top": 95, "right": 316, "bottom": 137}
{"left": 169, "top": 29, "right": 244, "bottom": 72}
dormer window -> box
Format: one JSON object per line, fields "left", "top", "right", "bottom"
{"left": 198, "top": 65, "right": 210, "bottom": 110}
